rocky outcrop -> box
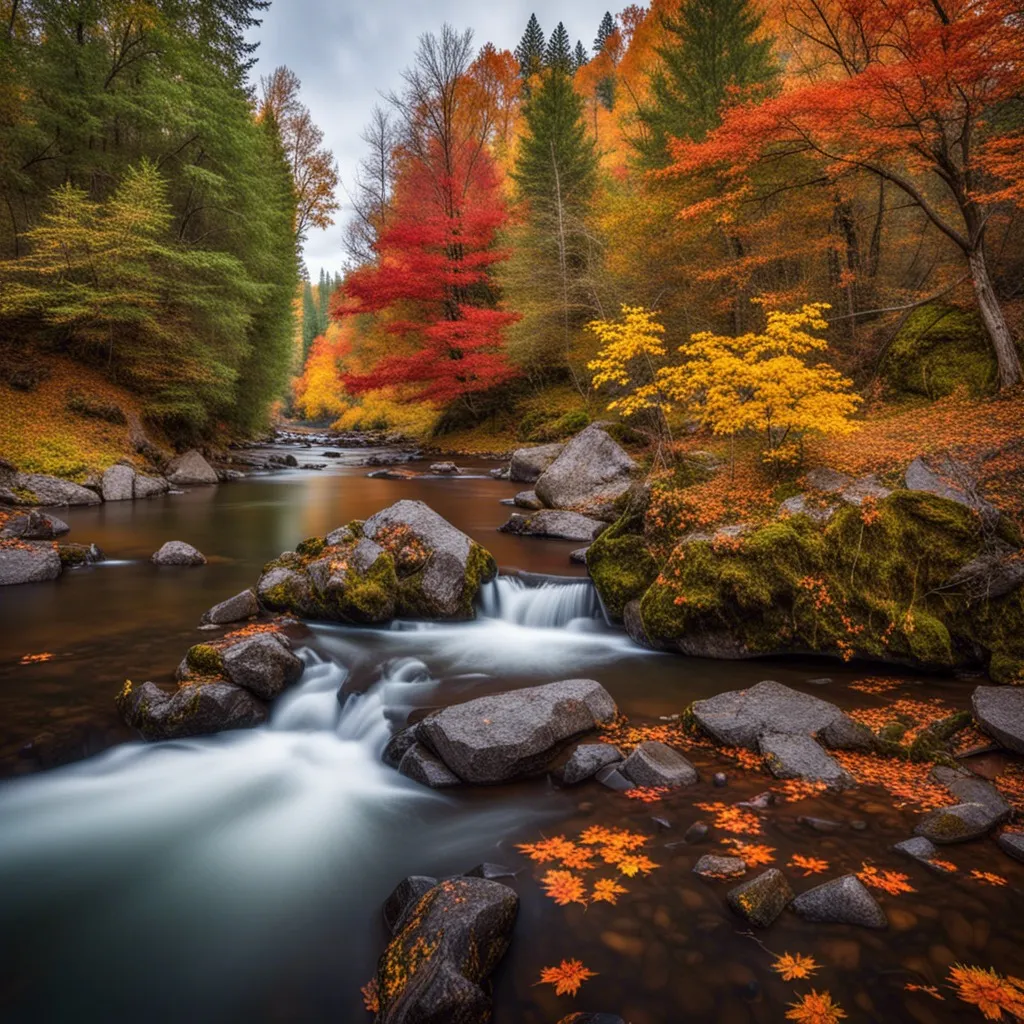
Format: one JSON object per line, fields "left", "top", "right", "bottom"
{"left": 498, "top": 510, "right": 608, "bottom": 542}
{"left": 972, "top": 686, "right": 1024, "bottom": 754}
{"left": 101, "top": 464, "right": 135, "bottom": 501}
{"left": 791, "top": 874, "right": 887, "bottom": 929}
{"left": 804, "top": 467, "right": 891, "bottom": 506}
{"left": 0, "top": 467, "right": 101, "bottom": 506}
{"left": 906, "top": 455, "right": 996, "bottom": 518}
{"left": 0, "top": 542, "right": 62, "bottom": 585}
{"left": 165, "top": 450, "right": 219, "bottom": 486}
{"left": 726, "top": 869, "right": 793, "bottom": 928}
{"left": 152, "top": 540, "right": 206, "bottom": 566}
{"left": 509, "top": 442, "right": 564, "bottom": 483}
{"left": 117, "top": 680, "right": 268, "bottom": 741}
{"left": 0, "top": 510, "right": 69, "bottom": 539}
{"left": 200, "top": 589, "right": 260, "bottom": 625}
{"left": 416, "top": 679, "right": 617, "bottom": 785}
{"left": 373, "top": 876, "right": 518, "bottom": 1024}
{"left": 621, "top": 740, "right": 698, "bottom": 788}
{"left": 534, "top": 424, "right": 636, "bottom": 520}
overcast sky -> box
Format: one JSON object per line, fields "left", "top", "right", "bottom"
{"left": 247, "top": 0, "right": 614, "bottom": 277}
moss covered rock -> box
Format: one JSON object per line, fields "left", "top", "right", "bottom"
{"left": 586, "top": 504, "right": 659, "bottom": 621}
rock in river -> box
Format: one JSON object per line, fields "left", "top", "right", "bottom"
{"left": 972, "top": 685, "right": 1024, "bottom": 754}
{"left": 152, "top": 540, "right": 206, "bottom": 566}
{"left": 509, "top": 442, "right": 564, "bottom": 483}
{"left": 727, "top": 869, "right": 794, "bottom": 928}
{"left": 758, "top": 732, "right": 854, "bottom": 790}
{"left": 0, "top": 467, "right": 101, "bottom": 506}
{"left": 165, "top": 450, "right": 219, "bottom": 486}
{"left": 693, "top": 855, "right": 746, "bottom": 880}
{"left": 0, "top": 542, "right": 62, "bottom": 586}
{"left": 915, "top": 801, "right": 1009, "bottom": 844}
{"left": 373, "top": 876, "right": 518, "bottom": 1024}
{"left": 101, "top": 463, "right": 135, "bottom": 501}
{"left": 200, "top": 588, "right": 261, "bottom": 625}
{"left": 792, "top": 874, "right": 887, "bottom": 929}
{"left": 418, "top": 678, "right": 617, "bottom": 784}
{"left": 498, "top": 510, "right": 608, "bottom": 542}
{"left": 621, "top": 740, "right": 698, "bottom": 788}
{"left": 117, "top": 680, "right": 268, "bottom": 741}
{"left": 398, "top": 743, "right": 462, "bottom": 789}
{"left": 553, "top": 742, "right": 624, "bottom": 785}
{"left": 221, "top": 632, "right": 303, "bottom": 700}
{"left": 382, "top": 875, "right": 438, "bottom": 935}
{"left": 1, "top": 510, "right": 70, "bottom": 540}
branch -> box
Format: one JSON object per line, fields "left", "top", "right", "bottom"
{"left": 828, "top": 273, "right": 969, "bottom": 320}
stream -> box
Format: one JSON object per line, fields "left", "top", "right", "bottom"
{"left": 0, "top": 444, "right": 1021, "bottom": 1023}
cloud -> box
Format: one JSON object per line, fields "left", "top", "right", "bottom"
{"left": 248, "top": 0, "right": 614, "bottom": 275}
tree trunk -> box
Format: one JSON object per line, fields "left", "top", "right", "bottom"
{"left": 968, "top": 247, "right": 1022, "bottom": 390}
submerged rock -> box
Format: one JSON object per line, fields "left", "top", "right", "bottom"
{"left": 418, "top": 678, "right": 617, "bottom": 785}
{"left": 374, "top": 877, "right": 518, "bottom": 1024}
{"left": 972, "top": 686, "right": 1024, "bottom": 754}
{"left": 727, "top": 869, "right": 794, "bottom": 928}
{"left": 791, "top": 874, "right": 887, "bottom": 929}
{"left": 117, "top": 680, "right": 268, "bottom": 741}
{"left": 621, "top": 741, "right": 698, "bottom": 788}
{"left": 693, "top": 855, "right": 746, "bottom": 880}
{"left": 165, "top": 450, "right": 218, "bottom": 486}
{"left": 58, "top": 542, "right": 104, "bottom": 567}
{"left": 893, "top": 836, "right": 957, "bottom": 873}
{"left": 509, "top": 442, "right": 564, "bottom": 483}
{"left": 152, "top": 540, "right": 206, "bottom": 566}
{"left": 996, "top": 831, "right": 1024, "bottom": 863}
{"left": 498, "top": 510, "right": 607, "bottom": 542}
{"left": 429, "top": 462, "right": 460, "bottom": 474}
{"left": 0, "top": 543, "right": 62, "bottom": 585}
{"left": 553, "top": 743, "right": 623, "bottom": 785}
{"left": 200, "top": 589, "right": 261, "bottom": 625}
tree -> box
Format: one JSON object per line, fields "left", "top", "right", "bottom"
{"left": 594, "top": 12, "right": 616, "bottom": 54}
{"left": 592, "top": 12, "right": 619, "bottom": 110}
{"left": 586, "top": 305, "right": 670, "bottom": 419}
{"left": 515, "top": 14, "right": 545, "bottom": 81}
{"left": 259, "top": 66, "right": 339, "bottom": 245}
{"left": 573, "top": 41, "right": 589, "bottom": 72}
{"left": 545, "top": 23, "right": 572, "bottom": 74}
{"left": 666, "top": 0, "right": 1024, "bottom": 388}
{"left": 302, "top": 280, "right": 320, "bottom": 360}
{"left": 633, "top": 0, "right": 778, "bottom": 168}
{"left": 344, "top": 105, "right": 397, "bottom": 265}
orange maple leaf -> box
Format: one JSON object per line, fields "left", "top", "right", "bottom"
{"left": 970, "top": 870, "right": 1008, "bottom": 887}
{"left": 788, "top": 854, "right": 830, "bottom": 876}
{"left": 19, "top": 652, "right": 54, "bottom": 665}
{"left": 721, "top": 839, "right": 775, "bottom": 866}
{"left": 905, "top": 982, "right": 944, "bottom": 1000}
{"left": 785, "top": 989, "right": 847, "bottom": 1023}
{"left": 773, "top": 952, "right": 820, "bottom": 981}
{"left": 591, "top": 878, "right": 628, "bottom": 905}
{"left": 948, "top": 964, "right": 1024, "bottom": 1021}
{"left": 517, "top": 836, "right": 577, "bottom": 864}
{"left": 537, "top": 958, "right": 597, "bottom": 997}
{"left": 858, "top": 863, "right": 915, "bottom": 895}
{"left": 625, "top": 786, "right": 671, "bottom": 803}
{"left": 541, "top": 870, "right": 588, "bottom": 907}
{"left": 616, "top": 853, "right": 659, "bottom": 878}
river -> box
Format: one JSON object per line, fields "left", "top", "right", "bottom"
{"left": 0, "top": 444, "right": 1020, "bottom": 1023}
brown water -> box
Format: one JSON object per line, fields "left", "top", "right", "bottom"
{"left": 0, "top": 444, "right": 1020, "bottom": 1023}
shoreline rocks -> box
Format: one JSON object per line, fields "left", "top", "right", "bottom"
{"left": 498, "top": 510, "right": 608, "bottom": 542}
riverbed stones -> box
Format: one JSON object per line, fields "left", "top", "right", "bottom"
{"left": 1, "top": 510, "right": 70, "bottom": 539}
{"left": 693, "top": 855, "right": 746, "bottom": 880}
{"left": 513, "top": 490, "right": 544, "bottom": 510}
{"left": 0, "top": 543, "right": 62, "bottom": 585}
{"left": 553, "top": 742, "right": 624, "bottom": 785}
{"left": 534, "top": 424, "right": 636, "bottom": 520}
{"left": 382, "top": 875, "right": 438, "bottom": 935}
{"left": 893, "top": 836, "right": 957, "bottom": 873}
{"left": 971, "top": 685, "right": 1024, "bottom": 754}
{"left": 133, "top": 474, "right": 170, "bottom": 499}
{"left": 0, "top": 468, "right": 101, "bottom": 506}
{"left": 509, "top": 442, "right": 564, "bottom": 483}
{"left": 58, "top": 542, "right": 103, "bottom": 567}
{"left": 117, "top": 679, "right": 268, "bottom": 741}
{"left": 200, "top": 588, "right": 261, "bottom": 625}
{"left": 165, "top": 450, "right": 219, "bottom": 486}
{"left": 429, "top": 462, "right": 460, "bottom": 474}
{"left": 931, "top": 765, "right": 1011, "bottom": 816}
{"left": 621, "top": 740, "right": 699, "bottom": 788}
{"left": 362, "top": 499, "right": 497, "bottom": 619}
{"left": 914, "top": 801, "right": 1008, "bottom": 844}
{"left": 101, "top": 464, "right": 135, "bottom": 501}
{"left": 373, "top": 876, "right": 518, "bottom": 1024}
{"left": 398, "top": 743, "right": 462, "bottom": 788}
{"left": 498, "top": 510, "right": 608, "bottom": 542}
{"left": 221, "top": 632, "right": 303, "bottom": 700}
{"left": 418, "top": 679, "right": 617, "bottom": 785}
{"left": 726, "top": 869, "right": 794, "bottom": 928}
{"left": 151, "top": 540, "right": 206, "bottom": 566}
{"left": 791, "top": 874, "right": 887, "bottom": 929}
{"left": 758, "top": 732, "right": 855, "bottom": 790}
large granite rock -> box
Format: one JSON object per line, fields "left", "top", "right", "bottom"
{"left": 931, "top": 765, "right": 1011, "bottom": 817}
{"left": 134, "top": 474, "right": 170, "bottom": 499}
{"left": 101, "top": 464, "right": 135, "bottom": 501}
{"left": 0, "top": 468, "right": 100, "bottom": 507}
{"left": 200, "top": 589, "right": 261, "bottom": 625}
{"left": 498, "top": 510, "right": 608, "bottom": 542}
{"left": 972, "top": 686, "right": 1024, "bottom": 754}
{"left": 117, "top": 680, "right": 268, "bottom": 741}
{"left": 791, "top": 874, "right": 887, "bottom": 929}
{"left": 257, "top": 564, "right": 322, "bottom": 618}
{"left": 509, "top": 443, "right": 564, "bottom": 484}
{"left": 534, "top": 425, "right": 636, "bottom": 520}
{"left": 221, "top": 632, "right": 303, "bottom": 700}
{"left": 305, "top": 537, "right": 397, "bottom": 623}
{"left": 152, "top": 540, "right": 206, "bottom": 566}
{"left": 374, "top": 877, "right": 518, "bottom": 1024}
{"left": 165, "top": 450, "right": 219, "bottom": 486}
{"left": 0, "top": 510, "right": 70, "bottom": 540}
{"left": 726, "top": 869, "right": 793, "bottom": 928}
{"left": 0, "top": 543, "right": 62, "bottom": 585}
{"left": 513, "top": 490, "right": 544, "bottom": 510}
{"left": 621, "top": 740, "right": 698, "bottom": 788}
{"left": 398, "top": 743, "right": 462, "bottom": 788}
{"left": 758, "top": 732, "right": 854, "bottom": 790}
{"left": 382, "top": 875, "right": 438, "bottom": 935}
{"left": 418, "top": 679, "right": 617, "bottom": 784}
{"left": 914, "top": 801, "right": 1009, "bottom": 844}
{"left": 362, "top": 499, "right": 497, "bottom": 619}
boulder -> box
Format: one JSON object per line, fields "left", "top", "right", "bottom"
{"left": 382, "top": 875, "right": 438, "bottom": 935}
{"left": 398, "top": 743, "right": 463, "bottom": 789}
{"left": 726, "top": 869, "right": 794, "bottom": 928}
{"left": 996, "top": 831, "right": 1024, "bottom": 863}
{"left": 0, "top": 470, "right": 101, "bottom": 507}
{"left": 367, "top": 468, "right": 417, "bottom": 480}
{"left": 693, "top": 855, "right": 746, "bottom": 880}
{"left": 0, "top": 543, "right": 62, "bottom": 585}
{"left": 373, "top": 877, "right": 518, "bottom": 1024}
{"left": 117, "top": 680, "right": 268, "bottom": 741}
{"left": 305, "top": 537, "right": 397, "bottom": 623}
{"left": 509, "top": 442, "right": 564, "bottom": 483}
{"left": 498, "top": 510, "right": 608, "bottom": 542}
{"left": 58, "top": 542, "right": 104, "bottom": 567}
{"left": 791, "top": 874, "right": 887, "bottom": 929}
{"left": 151, "top": 540, "right": 206, "bottom": 566}
{"left": 382, "top": 724, "right": 422, "bottom": 769}
{"left": 778, "top": 494, "right": 838, "bottom": 523}
{"left": 165, "top": 450, "right": 218, "bottom": 486}
{"left": 133, "top": 474, "right": 170, "bottom": 499}
{"left": 553, "top": 743, "right": 623, "bottom": 785}
{"left": 758, "top": 732, "right": 854, "bottom": 789}
{"left": 931, "top": 765, "right": 1011, "bottom": 816}
{"left": 325, "top": 525, "right": 358, "bottom": 546}
{"left": 621, "top": 741, "right": 699, "bottom": 788}
{"left": 362, "top": 499, "right": 497, "bottom": 619}
{"left": 947, "top": 546, "right": 1024, "bottom": 600}
{"left": 513, "top": 490, "right": 544, "bottom": 511}
{"left": 0, "top": 510, "right": 70, "bottom": 539}
{"left": 101, "top": 464, "right": 135, "bottom": 501}
{"left": 691, "top": 680, "right": 866, "bottom": 751}
{"left": 893, "top": 836, "right": 957, "bottom": 873}
{"left": 972, "top": 685, "right": 1024, "bottom": 754}
{"left": 594, "top": 764, "right": 636, "bottom": 792}
{"left": 804, "top": 467, "right": 891, "bottom": 507}
{"left": 200, "top": 589, "right": 261, "bottom": 626}
{"left": 221, "top": 633, "right": 303, "bottom": 700}
{"left": 906, "top": 455, "right": 995, "bottom": 516}
{"left": 534, "top": 424, "right": 636, "bottom": 519}
{"left": 914, "top": 801, "right": 1009, "bottom": 844}
{"left": 419, "top": 679, "right": 617, "bottom": 785}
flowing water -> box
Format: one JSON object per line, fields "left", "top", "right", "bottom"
{"left": 0, "top": 446, "right": 1021, "bottom": 1023}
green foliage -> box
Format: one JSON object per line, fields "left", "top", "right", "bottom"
{"left": 633, "top": 0, "right": 779, "bottom": 167}
{"left": 881, "top": 303, "right": 1002, "bottom": 399}
{"left": 545, "top": 23, "right": 573, "bottom": 74}
{"left": 586, "top": 504, "right": 660, "bottom": 620}
{"left": 515, "top": 14, "right": 546, "bottom": 81}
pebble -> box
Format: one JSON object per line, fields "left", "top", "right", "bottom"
{"left": 683, "top": 821, "right": 709, "bottom": 844}
{"left": 799, "top": 815, "right": 845, "bottom": 832}
{"left": 713, "top": 772, "right": 728, "bottom": 787}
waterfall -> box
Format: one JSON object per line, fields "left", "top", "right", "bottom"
{"left": 477, "top": 576, "right": 600, "bottom": 629}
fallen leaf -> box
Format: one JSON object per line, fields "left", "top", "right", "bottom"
{"left": 591, "top": 878, "right": 627, "bottom": 905}
{"left": 537, "top": 958, "right": 597, "bottom": 997}
{"left": 773, "top": 952, "right": 820, "bottom": 981}
{"left": 541, "top": 870, "right": 588, "bottom": 907}
{"left": 785, "top": 989, "right": 847, "bottom": 1023}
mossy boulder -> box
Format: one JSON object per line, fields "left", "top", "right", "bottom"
{"left": 621, "top": 489, "right": 1023, "bottom": 676}
{"left": 117, "top": 679, "right": 268, "bottom": 741}
{"left": 586, "top": 504, "right": 659, "bottom": 621}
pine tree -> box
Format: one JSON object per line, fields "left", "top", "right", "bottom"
{"left": 544, "top": 23, "right": 572, "bottom": 74}
{"left": 593, "top": 12, "right": 617, "bottom": 110}
{"left": 515, "top": 14, "right": 546, "bottom": 81}
{"left": 573, "top": 41, "right": 589, "bottom": 72}
{"left": 633, "top": 0, "right": 778, "bottom": 167}
{"left": 594, "top": 12, "right": 615, "bottom": 54}
{"left": 302, "top": 280, "right": 319, "bottom": 359}
{"left": 317, "top": 267, "right": 333, "bottom": 331}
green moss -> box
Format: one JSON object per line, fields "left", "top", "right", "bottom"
{"left": 327, "top": 551, "right": 398, "bottom": 624}
{"left": 296, "top": 536, "right": 326, "bottom": 558}
{"left": 907, "top": 710, "right": 972, "bottom": 763}
{"left": 186, "top": 643, "right": 224, "bottom": 676}
{"left": 881, "top": 303, "right": 1005, "bottom": 399}
{"left": 588, "top": 506, "right": 660, "bottom": 620}
{"left": 12, "top": 485, "right": 38, "bottom": 504}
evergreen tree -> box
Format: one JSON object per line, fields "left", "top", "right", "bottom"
{"left": 544, "top": 23, "right": 572, "bottom": 74}
{"left": 573, "top": 41, "right": 589, "bottom": 72}
{"left": 317, "top": 267, "right": 333, "bottom": 332}
{"left": 302, "top": 280, "right": 319, "bottom": 359}
{"left": 514, "top": 14, "right": 546, "bottom": 81}
{"left": 594, "top": 12, "right": 616, "bottom": 54}
{"left": 593, "top": 12, "right": 617, "bottom": 110}
{"left": 633, "top": 0, "right": 779, "bottom": 167}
